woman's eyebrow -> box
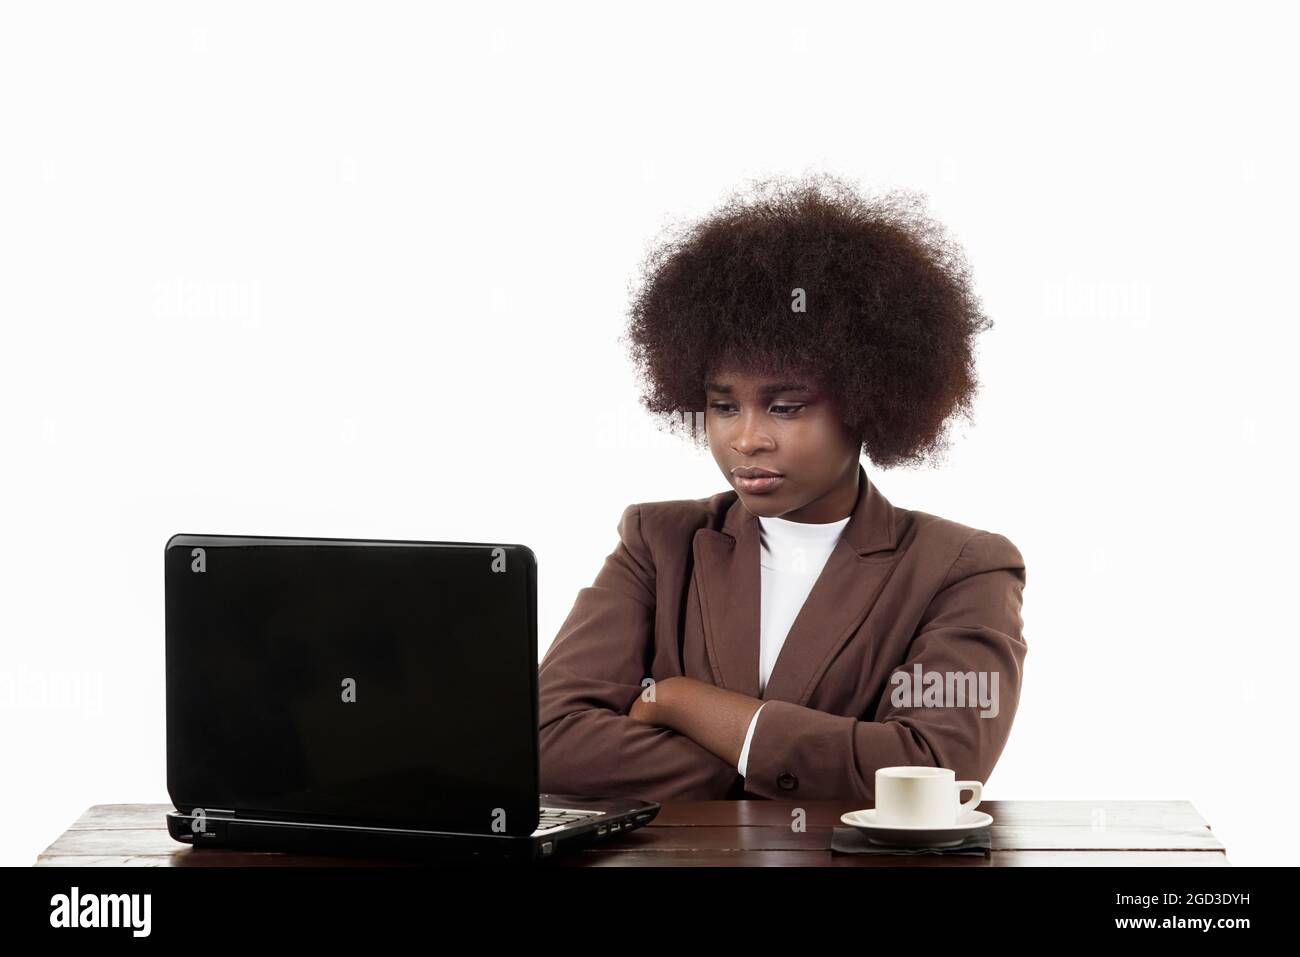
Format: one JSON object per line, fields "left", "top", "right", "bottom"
{"left": 704, "top": 381, "right": 812, "bottom": 395}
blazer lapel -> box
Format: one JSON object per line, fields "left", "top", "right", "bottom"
{"left": 693, "top": 463, "right": 900, "bottom": 706}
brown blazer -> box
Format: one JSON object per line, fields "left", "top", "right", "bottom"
{"left": 537, "top": 463, "right": 1027, "bottom": 805}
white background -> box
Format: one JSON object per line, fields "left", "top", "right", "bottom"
{"left": 2, "top": 1, "right": 1296, "bottom": 867}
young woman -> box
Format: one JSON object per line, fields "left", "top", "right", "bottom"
{"left": 538, "top": 174, "right": 1027, "bottom": 804}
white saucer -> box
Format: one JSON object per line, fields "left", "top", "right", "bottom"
{"left": 840, "top": 809, "right": 993, "bottom": 847}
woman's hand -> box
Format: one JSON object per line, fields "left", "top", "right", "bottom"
{"left": 628, "top": 676, "right": 764, "bottom": 768}
{"left": 628, "top": 676, "right": 679, "bottom": 724}
{"left": 628, "top": 693, "right": 654, "bottom": 723}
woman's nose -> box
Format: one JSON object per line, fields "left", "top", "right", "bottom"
{"left": 731, "top": 409, "right": 774, "bottom": 453}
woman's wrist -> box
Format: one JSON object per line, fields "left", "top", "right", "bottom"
{"left": 629, "top": 675, "right": 680, "bottom": 726}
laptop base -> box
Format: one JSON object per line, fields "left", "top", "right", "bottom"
{"left": 166, "top": 796, "right": 659, "bottom": 864}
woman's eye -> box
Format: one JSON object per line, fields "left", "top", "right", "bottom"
{"left": 708, "top": 403, "right": 803, "bottom": 416}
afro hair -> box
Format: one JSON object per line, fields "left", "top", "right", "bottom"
{"left": 621, "top": 172, "right": 993, "bottom": 469}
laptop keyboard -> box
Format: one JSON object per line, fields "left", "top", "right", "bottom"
{"left": 535, "top": 805, "right": 605, "bottom": 834}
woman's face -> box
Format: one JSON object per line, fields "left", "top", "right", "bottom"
{"left": 704, "top": 367, "right": 863, "bottom": 523}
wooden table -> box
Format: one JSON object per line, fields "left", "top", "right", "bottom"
{"left": 32, "top": 800, "right": 1227, "bottom": 868}
{"left": 35, "top": 800, "right": 1228, "bottom": 866}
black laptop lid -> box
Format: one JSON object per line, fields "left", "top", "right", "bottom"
{"left": 165, "top": 534, "right": 540, "bottom": 836}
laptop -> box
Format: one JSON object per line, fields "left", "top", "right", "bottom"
{"left": 164, "top": 532, "right": 659, "bottom": 863}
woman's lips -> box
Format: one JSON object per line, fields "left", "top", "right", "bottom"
{"left": 734, "top": 474, "right": 785, "bottom": 494}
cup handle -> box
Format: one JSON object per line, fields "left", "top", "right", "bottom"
{"left": 955, "top": 781, "right": 982, "bottom": 817}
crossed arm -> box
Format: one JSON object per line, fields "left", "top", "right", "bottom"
{"left": 540, "top": 502, "right": 1026, "bottom": 804}
{"left": 627, "top": 676, "right": 764, "bottom": 769}
{"left": 537, "top": 504, "right": 753, "bottom": 802}
{"left": 627, "top": 530, "right": 1028, "bottom": 803}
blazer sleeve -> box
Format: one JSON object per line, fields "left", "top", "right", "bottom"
{"left": 538, "top": 503, "right": 743, "bottom": 802}
{"left": 742, "top": 531, "right": 1027, "bottom": 803}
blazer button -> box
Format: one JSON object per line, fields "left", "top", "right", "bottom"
{"left": 777, "top": 771, "right": 798, "bottom": 790}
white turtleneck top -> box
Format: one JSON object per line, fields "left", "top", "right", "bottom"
{"left": 736, "top": 510, "right": 852, "bottom": 777}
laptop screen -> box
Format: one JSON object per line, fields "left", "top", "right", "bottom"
{"left": 165, "top": 535, "right": 539, "bottom": 836}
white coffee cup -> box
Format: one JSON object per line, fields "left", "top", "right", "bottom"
{"left": 875, "top": 766, "right": 982, "bottom": 826}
